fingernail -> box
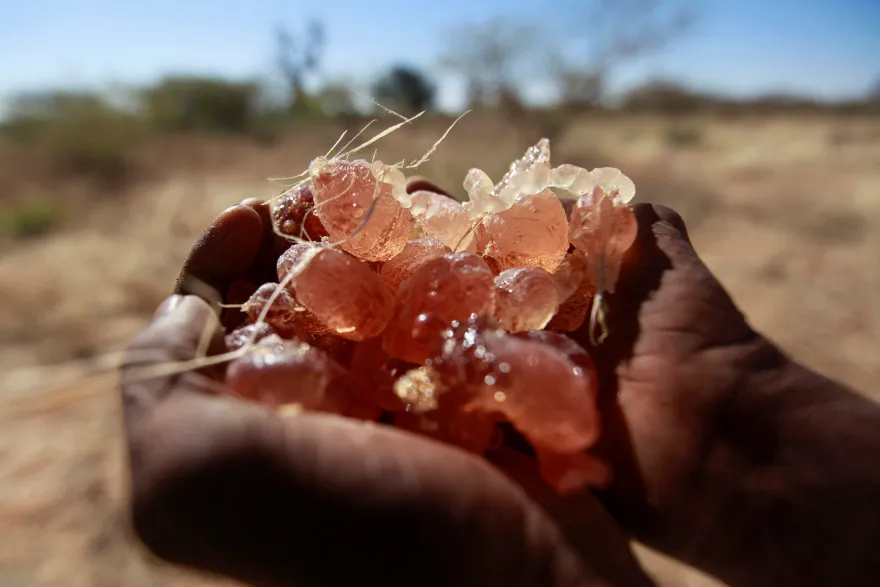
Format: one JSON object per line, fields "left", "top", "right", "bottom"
{"left": 219, "top": 204, "right": 243, "bottom": 217}
{"left": 406, "top": 178, "right": 452, "bottom": 198}
{"left": 154, "top": 295, "right": 183, "bottom": 318}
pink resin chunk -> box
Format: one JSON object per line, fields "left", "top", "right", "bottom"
{"left": 379, "top": 238, "right": 450, "bottom": 294}
{"left": 321, "top": 373, "right": 384, "bottom": 421}
{"left": 493, "top": 268, "right": 560, "bottom": 332}
{"left": 350, "top": 338, "right": 413, "bottom": 411}
{"left": 410, "top": 190, "right": 477, "bottom": 253}
{"left": 242, "top": 283, "right": 312, "bottom": 337}
{"left": 271, "top": 185, "right": 328, "bottom": 241}
{"left": 477, "top": 189, "right": 569, "bottom": 273}
{"left": 395, "top": 406, "right": 501, "bottom": 454}
{"left": 431, "top": 319, "right": 600, "bottom": 455}
{"left": 547, "top": 251, "right": 595, "bottom": 332}
{"left": 277, "top": 244, "right": 394, "bottom": 341}
{"left": 383, "top": 253, "right": 495, "bottom": 364}
{"left": 569, "top": 189, "right": 638, "bottom": 294}
{"left": 225, "top": 322, "right": 276, "bottom": 351}
{"left": 535, "top": 449, "right": 611, "bottom": 495}
{"left": 513, "top": 329, "right": 599, "bottom": 395}
{"left": 310, "top": 159, "right": 413, "bottom": 261}
{"left": 226, "top": 337, "right": 343, "bottom": 408}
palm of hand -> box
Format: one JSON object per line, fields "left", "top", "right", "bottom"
{"left": 575, "top": 204, "right": 775, "bottom": 541}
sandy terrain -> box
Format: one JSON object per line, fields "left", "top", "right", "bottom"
{"left": 1, "top": 113, "right": 877, "bottom": 586}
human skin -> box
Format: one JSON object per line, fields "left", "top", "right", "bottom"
{"left": 122, "top": 183, "right": 656, "bottom": 587}
{"left": 563, "top": 201, "right": 880, "bottom": 587}
{"left": 123, "top": 180, "right": 880, "bottom": 587}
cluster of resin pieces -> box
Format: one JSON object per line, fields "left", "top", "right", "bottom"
{"left": 222, "top": 139, "right": 638, "bottom": 494}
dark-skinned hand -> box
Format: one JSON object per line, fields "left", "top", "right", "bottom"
{"left": 124, "top": 179, "right": 880, "bottom": 587}
{"left": 122, "top": 180, "right": 656, "bottom": 587}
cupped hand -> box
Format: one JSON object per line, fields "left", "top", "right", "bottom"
{"left": 568, "top": 205, "right": 773, "bottom": 516}
{"left": 566, "top": 200, "right": 880, "bottom": 587}
{"left": 122, "top": 191, "right": 656, "bottom": 587}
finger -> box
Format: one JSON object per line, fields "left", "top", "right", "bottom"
{"left": 570, "top": 203, "right": 755, "bottom": 525}
{"left": 132, "top": 407, "right": 590, "bottom": 587}
{"left": 569, "top": 203, "right": 696, "bottom": 357}
{"left": 242, "top": 197, "right": 289, "bottom": 283}
{"left": 123, "top": 296, "right": 226, "bottom": 420}
{"left": 174, "top": 205, "right": 264, "bottom": 302}
{"left": 489, "top": 449, "right": 657, "bottom": 587}
{"left": 131, "top": 296, "right": 219, "bottom": 364}
{"left": 153, "top": 293, "right": 184, "bottom": 319}
{"left": 572, "top": 202, "right": 722, "bottom": 404}
{"left": 625, "top": 203, "right": 693, "bottom": 278}
{"left": 406, "top": 176, "right": 453, "bottom": 197}
{"left": 563, "top": 204, "right": 697, "bottom": 514}
{"left": 221, "top": 279, "right": 257, "bottom": 331}
{"left": 567, "top": 204, "right": 670, "bottom": 357}
{"left": 122, "top": 306, "right": 601, "bottom": 587}
{"left": 628, "top": 203, "right": 754, "bottom": 348}
{"left": 627, "top": 204, "right": 704, "bottom": 286}
{"left": 648, "top": 203, "right": 691, "bottom": 243}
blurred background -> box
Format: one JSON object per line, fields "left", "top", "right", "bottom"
{"left": 1, "top": 0, "right": 878, "bottom": 585}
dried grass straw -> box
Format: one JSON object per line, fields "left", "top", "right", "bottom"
{"left": 3, "top": 110, "right": 471, "bottom": 408}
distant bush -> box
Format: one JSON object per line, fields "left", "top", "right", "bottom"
{"left": 0, "top": 198, "right": 64, "bottom": 240}
{"left": 287, "top": 92, "right": 330, "bottom": 121}
{"left": 1, "top": 91, "right": 144, "bottom": 185}
{"left": 558, "top": 72, "right": 604, "bottom": 110}
{"left": 373, "top": 66, "right": 436, "bottom": 115}
{"left": 664, "top": 124, "right": 704, "bottom": 147}
{"left": 143, "top": 76, "right": 261, "bottom": 133}
{"left": 248, "top": 108, "right": 298, "bottom": 145}
{"left": 623, "top": 81, "right": 709, "bottom": 115}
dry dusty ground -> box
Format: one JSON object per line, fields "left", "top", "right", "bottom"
{"left": 1, "top": 114, "right": 878, "bottom": 586}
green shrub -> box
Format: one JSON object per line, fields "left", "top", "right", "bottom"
{"left": 0, "top": 199, "right": 64, "bottom": 240}
{"left": 373, "top": 66, "right": 436, "bottom": 115}
{"left": 2, "top": 91, "right": 144, "bottom": 185}
{"left": 143, "top": 76, "right": 260, "bottom": 134}
{"left": 623, "top": 81, "right": 708, "bottom": 114}
{"left": 664, "top": 124, "right": 704, "bottom": 148}
{"left": 248, "top": 108, "right": 295, "bottom": 144}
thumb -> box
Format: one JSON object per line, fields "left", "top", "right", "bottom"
{"left": 126, "top": 295, "right": 222, "bottom": 367}
{"left": 642, "top": 204, "right": 692, "bottom": 243}
{"left": 627, "top": 204, "right": 697, "bottom": 275}
{"left": 174, "top": 204, "right": 264, "bottom": 300}
{"left": 406, "top": 176, "right": 454, "bottom": 198}
{"left": 568, "top": 203, "right": 697, "bottom": 353}
{"left": 122, "top": 295, "right": 226, "bottom": 421}
{"left": 489, "top": 449, "right": 657, "bottom": 587}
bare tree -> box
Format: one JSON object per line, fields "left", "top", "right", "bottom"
{"left": 373, "top": 65, "right": 437, "bottom": 115}
{"left": 439, "top": 19, "right": 550, "bottom": 111}
{"left": 531, "top": 0, "right": 697, "bottom": 145}
{"left": 869, "top": 77, "right": 880, "bottom": 102}
{"left": 436, "top": 4, "right": 695, "bottom": 148}
{"left": 439, "top": 3, "right": 693, "bottom": 112}
{"left": 563, "top": 0, "right": 696, "bottom": 107}
{"left": 275, "top": 19, "right": 324, "bottom": 111}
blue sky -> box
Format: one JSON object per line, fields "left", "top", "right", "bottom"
{"left": 1, "top": 0, "right": 878, "bottom": 112}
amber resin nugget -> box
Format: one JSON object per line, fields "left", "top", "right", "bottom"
{"left": 224, "top": 138, "right": 638, "bottom": 494}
